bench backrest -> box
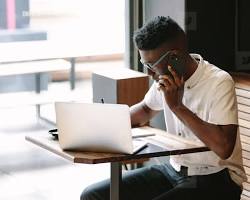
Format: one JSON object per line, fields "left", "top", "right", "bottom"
{"left": 233, "top": 74, "right": 250, "bottom": 200}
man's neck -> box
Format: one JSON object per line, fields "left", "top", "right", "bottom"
{"left": 184, "top": 54, "right": 199, "bottom": 81}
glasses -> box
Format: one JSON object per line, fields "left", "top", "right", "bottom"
{"left": 140, "top": 51, "right": 171, "bottom": 72}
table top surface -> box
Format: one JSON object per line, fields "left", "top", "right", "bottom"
{"left": 25, "top": 126, "right": 209, "bottom": 164}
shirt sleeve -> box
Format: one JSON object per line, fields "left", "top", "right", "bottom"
{"left": 143, "top": 81, "right": 164, "bottom": 111}
{"left": 208, "top": 77, "right": 238, "bottom": 125}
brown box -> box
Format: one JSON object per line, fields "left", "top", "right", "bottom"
{"left": 92, "top": 68, "right": 149, "bottom": 106}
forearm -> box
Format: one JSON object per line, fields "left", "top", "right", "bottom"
{"left": 172, "top": 105, "right": 236, "bottom": 159}
{"left": 130, "top": 102, "right": 159, "bottom": 127}
{"left": 130, "top": 103, "right": 150, "bottom": 127}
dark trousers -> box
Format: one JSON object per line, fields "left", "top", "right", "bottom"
{"left": 80, "top": 162, "right": 242, "bottom": 200}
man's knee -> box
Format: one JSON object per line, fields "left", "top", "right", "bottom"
{"left": 80, "top": 186, "right": 95, "bottom": 200}
{"left": 80, "top": 181, "right": 110, "bottom": 200}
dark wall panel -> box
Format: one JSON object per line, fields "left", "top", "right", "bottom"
{"left": 186, "top": 0, "right": 235, "bottom": 71}
{"left": 238, "top": 0, "right": 250, "bottom": 51}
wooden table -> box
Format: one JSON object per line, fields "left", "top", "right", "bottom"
{"left": 26, "top": 126, "right": 209, "bottom": 200}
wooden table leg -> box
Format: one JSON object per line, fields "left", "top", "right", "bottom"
{"left": 110, "top": 162, "right": 122, "bottom": 200}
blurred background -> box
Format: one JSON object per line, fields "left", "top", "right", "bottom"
{"left": 0, "top": 0, "right": 249, "bottom": 199}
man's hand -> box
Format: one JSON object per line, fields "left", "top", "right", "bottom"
{"left": 157, "top": 65, "right": 185, "bottom": 111}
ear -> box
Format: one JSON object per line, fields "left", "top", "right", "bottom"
{"left": 170, "top": 49, "right": 187, "bottom": 58}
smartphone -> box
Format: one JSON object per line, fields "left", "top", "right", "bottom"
{"left": 159, "top": 52, "right": 185, "bottom": 78}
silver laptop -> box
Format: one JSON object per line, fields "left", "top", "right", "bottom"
{"left": 55, "top": 102, "right": 147, "bottom": 154}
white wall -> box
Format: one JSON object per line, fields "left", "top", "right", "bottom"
{"left": 144, "top": 0, "right": 185, "bottom": 29}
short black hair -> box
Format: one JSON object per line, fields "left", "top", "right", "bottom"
{"left": 133, "top": 16, "right": 185, "bottom": 50}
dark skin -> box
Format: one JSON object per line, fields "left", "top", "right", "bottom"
{"left": 130, "top": 41, "right": 237, "bottom": 160}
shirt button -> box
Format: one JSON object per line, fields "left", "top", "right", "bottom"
{"left": 187, "top": 86, "right": 191, "bottom": 89}
{"left": 178, "top": 132, "right": 182, "bottom": 136}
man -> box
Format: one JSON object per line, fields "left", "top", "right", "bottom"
{"left": 81, "top": 16, "right": 246, "bottom": 200}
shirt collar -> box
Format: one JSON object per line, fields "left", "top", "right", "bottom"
{"left": 184, "top": 54, "right": 205, "bottom": 89}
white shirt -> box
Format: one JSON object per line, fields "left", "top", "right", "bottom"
{"left": 144, "top": 54, "right": 246, "bottom": 186}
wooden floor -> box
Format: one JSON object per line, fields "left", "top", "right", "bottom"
{"left": 0, "top": 62, "right": 123, "bottom": 199}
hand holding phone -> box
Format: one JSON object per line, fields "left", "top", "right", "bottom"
{"left": 158, "top": 50, "right": 185, "bottom": 78}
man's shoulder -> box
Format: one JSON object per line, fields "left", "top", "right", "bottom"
{"left": 203, "top": 62, "right": 234, "bottom": 85}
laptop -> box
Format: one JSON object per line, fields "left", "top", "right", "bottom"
{"left": 55, "top": 102, "right": 147, "bottom": 154}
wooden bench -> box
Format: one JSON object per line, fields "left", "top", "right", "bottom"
{"left": 0, "top": 59, "right": 71, "bottom": 119}
{"left": 232, "top": 73, "right": 250, "bottom": 200}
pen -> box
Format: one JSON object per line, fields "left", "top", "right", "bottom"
{"left": 49, "top": 128, "right": 58, "bottom": 133}
{"left": 133, "top": 143, "right": 148, "bottom": 154}
{"left": 132, "top": 133, "right": 155, "bottom": 138}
